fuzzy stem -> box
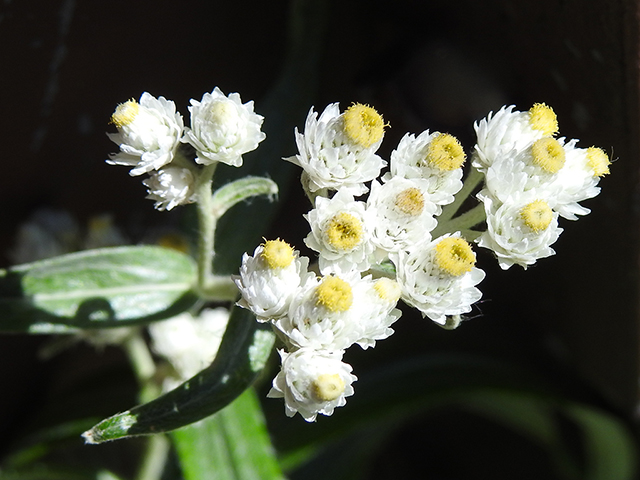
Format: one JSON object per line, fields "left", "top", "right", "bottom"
{"left": 194, "top": 164, "right": 219, "bottom": 293}
{"left": 432, "top": 203, "right": 487, "bottom": 239}
{"left": 437, "top": 166, "right": 484, "bottom": 223}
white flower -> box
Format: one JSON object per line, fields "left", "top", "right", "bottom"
{"left": 107, "top": 92, "right": 184, "bottom": 176}
{"left": 284, "top": 103, "right": 387, "bottom": 196}
{"left": 472, "top": 103, "right": 558, "bottom": 173}
{"left": 276, "top": 272, "right": 363, "bottom": 351}
{"left": 386, "top": 131, "right": 465, "bottom": 212}
{"left": 354, "top": 277, "right": 402, "bottom": 349}
{"left": 392, "top": 234, "right": 485, "bottom": 325}
{"left": 182, "top": 87, "right": 266, "bottom": 167}
{"left": 477, "top": 192, "right": 562, "bottom": 269}
{"left": 367, "top": 178, "right": 438, "bottom": 254}
{"left": 149, "top": 308, "right": 229, "bottom": 389}
{"left": 267, "top": 348, "right": 356, "bottom": 422}
{"left": 142, "top": 166, "right": 197, "bottom": 211}
{"left": 234, "top": 239, "right": 314, "bottom": 322}
{"left": 304, "top": 189, "right": 377, "bottom": 274}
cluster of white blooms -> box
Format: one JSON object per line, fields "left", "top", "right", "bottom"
{"left": 473, "top": 104, "right": 610, "bottom": 269}
{"left": 236, "top": 103, "right": 489, "bottom": 421}
{"left": 107, "top": 88, "right": 265, "bottom": 210}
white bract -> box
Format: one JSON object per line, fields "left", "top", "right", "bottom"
{"left": 393, "top": 234, "right": 485, "bottom": 325}
{"left": 304, "top": 188, "right": 376, "bottom": 274}
{"left": 387, "top": 131, "right": 465, "bottom": 212}
{"left": 182, "top": 87, "right": 266, "bottom": 167}
{"left": 234, "top": 240, "right": 314, "bottom": 322}
{"left": 284, "top": 103, "right": 387, "bottom": 196}
{"left": 367, "top": 177, "right": 438, "bottom": 254}
{"left": 473, "top": 103, "right": 558, "bottom": 173}
{"left": 107, "top": 92, "right": 184, "bottom": 176}
{"left": 268, "top": 348, "right": 356, "bottom": 422}
{"left": 477, "top": 192, "right": 562, "bottom": 270}
{"left": 142, "top": 166, "right": 197, "bottom": 211}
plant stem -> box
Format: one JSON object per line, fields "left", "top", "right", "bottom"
{"left": 194, "top": 164, "right": 218, "bottom": 293}
{"left": 432, "top": 203, "right": 487, "bottom": 239}
{"left": 437, "top": 166, "right": 484, "bottom": 223}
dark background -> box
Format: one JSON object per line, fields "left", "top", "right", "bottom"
{"left": 0, "top": 0, "right": 638, "bottom": 478}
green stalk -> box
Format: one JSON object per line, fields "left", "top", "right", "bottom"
{"left": 437, "top": 166, "right": 484, "bottom": 223}
{"left": 194, "top": 164, "right": 218, "bottom": 293}
{"left": 432, "top": 203, "right": 487, "bottom": 239}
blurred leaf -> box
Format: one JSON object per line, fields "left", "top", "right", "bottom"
{"left": 82, "top": 307, "right": 275, "bottom": 443}
{"left": 172, "top": 388, "right": 285, "bottom": 480}
{"left": 565, "top": 404, "right": 637, "bottom": 480}
{"left": 0, "top": 246, "right": 198, "bottom": 333}
{"left": 212, "top": 176, "right": 279, "bottom": 221}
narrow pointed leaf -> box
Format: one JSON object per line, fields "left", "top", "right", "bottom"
{"left": 82, "top": 307, "right": 275, "bottom": 443}
{"left": 0, "top": 246, "right": 198, "bottom": 333}
{"left": 211, "top": 176, "right": 278, "bottom": 221}
{"left": 172, "top": 388, "right": 285, "bottom": 480}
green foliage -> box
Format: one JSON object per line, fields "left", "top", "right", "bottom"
{"left": 0, "top": 246, "right": 198, "bottom": 333}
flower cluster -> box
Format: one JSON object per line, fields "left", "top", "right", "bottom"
{"left": 236, "top": 103, "right": 489, "bottom": 421}
{"left": 107, "top": 88, "right": 266, "bottom": 210}
{"left": 473, "top": 104, "right": 610, "bottom": 269}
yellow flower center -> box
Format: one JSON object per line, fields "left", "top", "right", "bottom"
{"left": 520, "top": 200, "right": 553, "bottom": 233}
{"left": 528, "top": 103, "right": 559, "bottom": 136}
{"left": 207, "top": 100, "right": 239, "bottom": 126}
{"left": 394, "top": 188, "right": 425, "bottom": 216}
{"left": 111, "top": 100, "right": 139, "bottom": 127}
{"left": 373, "top": 277, "right": 402, "bottom": 303}
{"left": 423, "top": 133, "right": 466, "bottom": 171}
{"left": 260, "top": 239, "right": 295, "bottom": 269}
{"left": 315, "top": 276, "right": 353, "bottom": 313}
{"left": 324, "top": 212, "right": 363, "bottom": 252}
{"left": 312, "top": 374, "right": 345, "bottom": 401}
{"left": 434, "top": 237, "right": 475, "bottom": 277}
{"left": 586, "top": 146, "right": 610, "bottom": 177}
{"left": 342, "top": 103, "right": 386, "bottom": 148}
{"left": 531, "top": 138, "right": 565, "bottom": 173}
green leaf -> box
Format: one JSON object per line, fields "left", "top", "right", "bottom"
{"left": 212, "top": 176, "right": 279, "bottom": 221}
{"left": 0, "top": 246, "right": 198, "bottom": 333}
{"left": 82, "top": 307, "right": 275, "bottom": 443}
{"left": 172, "top": 388, "right": 285, "bottom": 480}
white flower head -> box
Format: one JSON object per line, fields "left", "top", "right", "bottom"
{"left": 393, "top": 234, "right": 485, "bottom": 325}
{"left": 477, "top": 192, "right": 562, "bottom": 270}
{"left": 182, "top": 87, "right": 266, "bottom": 167}
{"left": 107, "top": 92, "right": 184, "bottom": 176}
{"left": 276, "top": 272, "right": 365, "bottom": 351}
{"left": 149, "top": 308, "right": 230, "bottom": 389}
{"left": 472, "top": 103, "right": 559, "bottom": 173}
{"left": 304, "top": 189, "right": 377, "bottom": 274}
{"left": 367, "top": 178, "right": 438, "bottom": 254}
{"left": 267, "top": 348, "right": 356, "bottom": 422}
{"left": 285, "top": 103, "right": 387, "bottom": 196}
{"left": 234, "top": 239, "right": 314, "bottom": 322}
{"left": 142, "top": 166, "right": 197, "bottom": 211}
{"left": 387, "top": 131, "right": 465, "bottom": 211}
{"left": 354, "top": 276, "right": 403, "bottom": 349}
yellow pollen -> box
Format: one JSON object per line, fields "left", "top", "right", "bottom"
{"left": 312, "top": 374, "right": 345, "bottom": 402}
{"left": 315, "top": 276, "right": 353, "bottom": 313}
{"left": 208, "top": 100, "right": 238, "bottom": 125}
{"left": 520, "top": 200, "right": 553, "bottom": 233}
{"left": 111, "top": 100, "right": 139, "bottom": 127}
{"left": 373, "top": 278, "right": 401, "bottom": 303}
{"left": 260, "top": 239, "right": 295, "bottom": 269}
{"left": 423, "top": 133, "right": 466, "bottom": 171}
{"left": 324, "top": 212, "right": 363, "bottom": 252}
{"left": 434, "top": 237, "right": 475, "bottom": 277}
{"left": 531, "top": 137, "right": 566, "bottom": 173}
{"left": 342, "top": 103, "right": 386, "bottom": 148}
{"left": 586, "top": 146, "right": 610, "bottom": 177}
{"left": 394, "top": 188, "right": 425, "bottom": 216}
{"left": 528, "top": 103, "right": 559, "bottom": 136}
